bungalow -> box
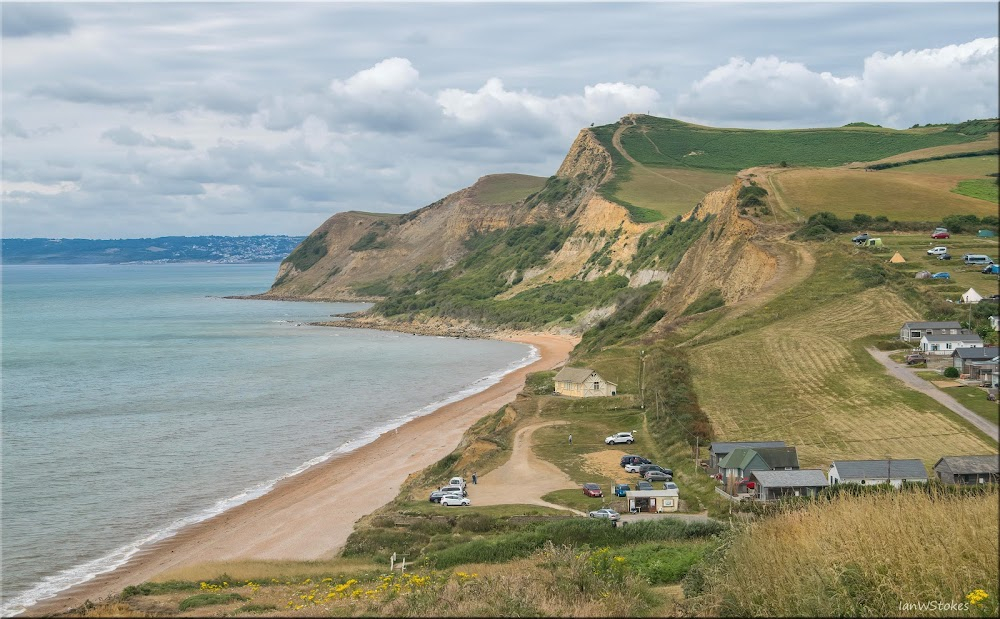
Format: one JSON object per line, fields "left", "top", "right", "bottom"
{"left": 718, "top": 447, "right": 799, "bottom": 492}
{"left": 828, "top": 459, "right": 928, "bottom": 488}
{"left": 553, "top": 367, "right": 617, "bottom": 398}
{"left": 899, "top": 321, "right": 963, "bottom": 343}
{"left": 750, "top": 469, "right": 828, "bottom": 501}
{"left": 624, "top": 488, "right": 680, "bottom": 513}
{"left": 967, "top": 358, "right": 999, "bottom": 387}
{"left": 707, "top": 440, "right": 785, "bottom": 469}
{"left": 918, "top": 333, "right": 983, "bottom": 355}
{"left": 952, "top": 347, "right": 999, "bottom": 373}
{"left": 933, "top": 455, "right": 1000, "bottom": 485}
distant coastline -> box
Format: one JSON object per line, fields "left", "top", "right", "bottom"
{"left": 1, "top": 235, "right": 304, "bottom": 265}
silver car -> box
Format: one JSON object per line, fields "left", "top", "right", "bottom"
{"left": 588, "top": 508, "right": 620, "bottom": 521}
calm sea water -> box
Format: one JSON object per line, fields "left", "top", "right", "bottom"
{"left": 0, "top": 263, "right": 535, "bottom": 615}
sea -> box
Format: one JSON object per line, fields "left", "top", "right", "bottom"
{"left": 0, "top": 263, "right": 537, "bottom": 615}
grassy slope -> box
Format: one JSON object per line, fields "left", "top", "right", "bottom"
{"left": 468, "top": 174, "right": 548, "bottom": 205}
{"left": 613, "top": 166, "right": 734, "bottom": 221}
{"left": 686, "top": 242, "right": 997, "bottom": 469}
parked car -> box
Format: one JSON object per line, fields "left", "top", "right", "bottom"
{"left": 905, "top": 353, "right": 928, "bottom": 365}
{"left": 582, "top": 483, "right": 603, "bottom": 497}
{"left": 449, "top": 477, "right": 467, "bottom": 489}
{"left": 439, "top": 484, "right": 467, "bottom": 497}
{"left": 637, "top": 464, "right": 667, "bottom": 476}
{"left": 851, "top": 233, "right": 870, "bottom": 244}
{"left": 963, "top": 254, "right": 994, "bottom": 265}
{"left": 624, "top": 462, "right": 651, "bottom": 473}
{"left": 605, "top": 432, "right": 634, "bottom": 445}
{"left": 440, "top": 494, "right": 471, "bottom": 507}
{"left": 614, "top": 483, "right": 631, "bottom": 497}
{"left": 931, "top": 272, "right": 950, "bottom": 279}
{"left": 982, "top": 265, "right": 1000, "bottom": 275}
{"left": 588, "top": 508, "right": 621, "bottom": 521}
{"left": 927, "top": 246, "right": 948, "bottom": 255}
{"left": 663, "top": 482, "right": 679, "bottom": 491}
{"left": 938, "top": 253, "right": 952, "bottom": 260}
{"left": 429, "top": 490, "right": 448, "bottom": 503}
{"left": 644, "top": 470, "right": 673, "bottom": 482}
{"left": 620, "top": 455, "right": 650, "bottom": 467}
{"left": 636, "top": 481, "right": 653, "bottom": 491}
{"left": 931, "top": 231, "right": 951, "bottom": 239}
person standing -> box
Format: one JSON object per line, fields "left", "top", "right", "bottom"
{"left": 569, "top": 433, "right": 573, "bottom": 445}
{"left": 472, "top": 472, "right": 478, "bottom": 485}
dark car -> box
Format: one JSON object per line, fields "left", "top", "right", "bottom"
{"left": 637, "top": 464, "right": 667, "bottom": 475}
{"left": 429, "top": 490, "right": 448, "bottom": 503}
{"left": 938, "top": 253, "right": 952, "bottom": 260}
{"left": 644, "top": 470, "right": 673, "bottom": 482}
{"left": 636, "top": 481, "right": 653, "bottom": 491}
{"left": 582, "top": 483, "right": 603, "bottom": 498}
{"left": 852, "top": 233, "right": 870, "bottom": 244}
{"left": 619, "top": 454, "right": 642, "bottom": 467}
{"left": 614, "top": 483, "right": 631, "bottom": 497}
{"left": 621, "top": 455, "right": 651, "bottom": 468}
{"left": 905, "top": 353, "right": 927, "bottom": 365}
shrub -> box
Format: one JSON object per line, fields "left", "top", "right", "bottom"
{"left": 943, "top": 366, "right": 960, "bottom": 378}
{"left": 682, "top": 289, "right": 725, "bottom": 316}
{"left": 282, "top": 232, "right": 328, "bottom": 272}
{"left": 177, "top": 593, "right": 247, "bottom": 612}
{"left": 349, "top": 231, "right": 389, "bottom": 251}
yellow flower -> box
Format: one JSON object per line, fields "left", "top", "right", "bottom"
{"left": 966, "top": 589, "right": 989, "bottom": 606}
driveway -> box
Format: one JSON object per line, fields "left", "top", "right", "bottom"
{"left": 866, "top": 347, "right": 998, "bottom": 442}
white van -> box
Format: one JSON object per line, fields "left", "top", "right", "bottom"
{"left": 963, "top": 254, "right": 994, "bottom": 265}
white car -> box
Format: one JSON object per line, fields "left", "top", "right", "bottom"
{"left": 624, "top": 462, "right": 645, "bottom": 473}
{"left": 605, "top": 432, "right": 634, "bottom": 445}
{"left": 439, "top": 484, "right": 467, "bottom": 497}
{"left": 440, "top": 494, "right": 470, "bottom": 507}
{"left": 927, "top": 246, "right": 947, "bottom": 255}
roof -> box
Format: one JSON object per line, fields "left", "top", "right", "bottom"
{"left": 709, "top": 441, "right": 785, "bottom": 455}
{"left": 751, "top": 469, "right": 828, "bottom": 488}
{"left": 933, "top": 455, "right": 1000, "bottom": 475}
{"left": 953, "top": 347, "right": 999, "bottom": 360}
{"left": 831, "top": 459, "right": 928, "bottom": 480}
{"left": 554, "top": 367, "right": 598, "bottom": 384}
{"left": 718, "top": 447, "right": 762, "bottom": 471}
{"left": 902, "top": 321, "right": 962, "bottom": 329}
{"left": 921, "top": 333, "right": 983, "bottom": 343}
{"left": 625, "top": 489, "right": 679, "bottom": 498}
{"left": 756, "top": 447, "right": 800, "bottom": 469}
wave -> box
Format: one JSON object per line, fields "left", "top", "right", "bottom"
{"left": 2, "top": 341, "right": 539, "bottom": 616}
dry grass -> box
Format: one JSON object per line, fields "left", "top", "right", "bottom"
{"left": 615, "top": 165, "right": 734, "bottom": 219}
{"left": 770, "top": 166, "right": 998, "bottom": 221}
{"left": 689, "top": 288, "right": 996, "bottom": 468}
{"left": 153, "top": 558, "right": 379, "bottom": 583}
{"left": 468, "top": 173, "right": 547, "bottom": 206}
{"left": 686, "top": 489, "right": 999, "bottom": 616}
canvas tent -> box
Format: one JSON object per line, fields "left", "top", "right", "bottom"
{"left": 889, "top": 252, "right": 906, "bottom": 263}
{"left": 915, "top": 271, "right": 932, "bottom": 279}
{"left": 961, "top": 288, "right": 983, "bottom": 304}
{"left": 978, "top": 230, "right": 996, "bottom": 238}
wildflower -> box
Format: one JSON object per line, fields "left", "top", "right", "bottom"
{"left": 967, "top": 589, "right": 989, "bottom": 606}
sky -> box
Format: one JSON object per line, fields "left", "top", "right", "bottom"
{"left": 2, "top": 2, "right": 998, "bottom": 239}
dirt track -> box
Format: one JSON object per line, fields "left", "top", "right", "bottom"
{"left": 473, "top": 421, "right": 585, "bottom": 515}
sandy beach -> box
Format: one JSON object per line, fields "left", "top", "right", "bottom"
{"left": 26, "top": 331, "right": 576, "bottom": 616}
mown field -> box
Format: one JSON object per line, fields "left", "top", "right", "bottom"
{"left": 687, "top": 245, "right": 997, "bottom": 469}
{"left": 612, "top": 165, "right": 733, "bottom": 221}
{"left": 768, "top": 166, "right": 998, "bottom": 221}
{"left": 882, "top": 233, "right": 999, "bottom": 299}
{"left": 468, "top": 173, "right": 548, "bottom": 206}
{"left": 609, "top": 117, "right": 984, "bottom": 172}
{"left": 861, "top": 131, "right": 999, "bottom": 166}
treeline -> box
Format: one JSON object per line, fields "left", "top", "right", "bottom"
{"left": 644, "top": 346, "right": 713, "bottom": 446}
{"left": 865, "top": 147, "right": 998, "bottom": 170}
{"left": 792, "top": 211, "right": 999, "bottom": 241}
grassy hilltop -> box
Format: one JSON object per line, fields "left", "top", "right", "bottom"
{"left": 93, "top": 117, "right": 999, "bottom": 617}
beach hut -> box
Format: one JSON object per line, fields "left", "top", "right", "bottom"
{"left": 889, "top": 252, "right": 906, "bottom": 263}
{"left": 978, "top": 230, "right": 996, "bottom": 238}
{"left": 961, "top": 288, "right": 983, "bottom": 304}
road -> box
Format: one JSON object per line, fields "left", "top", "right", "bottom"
{"left": 866, "top": 347, "right": 999, "bottom": 442}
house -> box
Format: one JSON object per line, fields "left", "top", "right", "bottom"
{"left": 553, "top": 367, "right": 617, "bottom": 397}
{"left": 933, "top": 455, "right": 1000, "bottom": 485}
{"left": 899, "top": 321, "right": 963, "bottom": 342}
{"left": 951, "top": 347, "right": 999, "bottom": 373}
{"left": 718, "top": 447, "right": 799, "bottom": 492}
{"left": 828, "top": 459, "right": 928, "bottom": 488}
{"left": 625, "top": 487, "right": 679, "bottom": 513}
{"left": 961, "top": 288, "right": 983, "bottom": 304}
{"left": 918, "top": 333, "right": 983, "bottom": 355}
{"left": 707, "top": 441, "right": 785, "bottom": 469}
{"left": 750, "top": 469, "right": 828, "bottom": 501}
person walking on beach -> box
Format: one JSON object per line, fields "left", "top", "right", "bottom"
{"left": 472, "top": 472, "right": 477, "bottom": 485}
{"left": 568, "top": 433, "right": 573, "bottom": 445}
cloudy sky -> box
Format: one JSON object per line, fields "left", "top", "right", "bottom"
{"left": 2, "top": 2, "right": 997, "bottom": 239}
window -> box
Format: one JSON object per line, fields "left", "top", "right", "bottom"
{"left": 593, "top": 381, "right": 600, "bottom": 390}
{"left": 946, "top": 343, "right": 953, "bottom": 350}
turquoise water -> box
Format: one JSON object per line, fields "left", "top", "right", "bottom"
{"left": 0, "top": 263, "right": 535, "bottom": 614}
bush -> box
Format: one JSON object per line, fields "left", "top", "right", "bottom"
{"left": 282, "top": 232, "right": 328, "bottom": 272}
{"left": 943, "top": 366, "right": 960, "bottom": 378}
{"left": 682, "top": 289, "right": 725, "bottom": 316}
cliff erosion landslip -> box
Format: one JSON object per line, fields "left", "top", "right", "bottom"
{"left": 264, "top": 117, "right": 787, "bottom": 331}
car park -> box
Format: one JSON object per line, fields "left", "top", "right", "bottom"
{"left": 440, "top": 494, "right": 471, "bottom": 507}
{"left": 644, "top": 470, "right": 673, "bottom": 482}
{"left": 439, "top": 484, "right": 467, "bottom": 497}
{"left": 588, "top": 508, "right": 621, "bottom": 521}
{"left": 927, "top": 246, "right": 948, "bottom": 255}
{"left": 614, "top": 484, "right": 631, "bottom": 497}
{"left": 636, "top": 481, "right": 653, "bottom": 491}
{"left": 582, "top": 483, "right": 603, "bottom": 497}
{"left": 931, "top": 272, "right": 950, "bottom": 279}
{"left": 931, "top": 231, "right": 950, "bottom": 239}
{"left": 605, "top": 432, "right": 635, "bottom": 445}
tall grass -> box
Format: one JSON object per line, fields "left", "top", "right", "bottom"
{"left": 684, "top": 488, "right": 999, "bottom": 616}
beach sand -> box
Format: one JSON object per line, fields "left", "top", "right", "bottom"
{"left": 26, "top": 331, "right": 576, "bottom": 616}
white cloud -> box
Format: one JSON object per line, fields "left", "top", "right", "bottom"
{"left": 675, "top": 38, "right": 999, "bottom": 128}
{"left": 329, "top": 57, "right": 419, "bottom": 98}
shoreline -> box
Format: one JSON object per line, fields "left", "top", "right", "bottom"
{"left": 23, "top": 329, "right": 578, "bottom": 617}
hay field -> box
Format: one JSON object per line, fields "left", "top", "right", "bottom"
{"left": 770, "top": 166, "right": 997, "bottom": 220}
{"left": 861, "top": 132, "right": 999, "bottom": 166}
{"left": 689, "top": 288, "right": 996, "bottom": 469}
{"left": 468, "top": 173, "right": 547, "bottom": 205}
{"left": 614, "top": 166, "right": 733, "bottom": 220}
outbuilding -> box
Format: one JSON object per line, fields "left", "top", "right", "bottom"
{"left": 933, "top": 455, "right": 999, "bottom": 485}
{"left": 750, "top": 469, "right": 828, "bottom": 501}
{"left": 828, "top": 459, "right": 928, "bottom": 487}
{"left": 553, "top": 367, "right": 617, "bottom": 398}
{"left": 624, "top": 488, "right": 679, "bottom": 513}
{"left": 951, "top": 347, "right": 999, "bottom": 373}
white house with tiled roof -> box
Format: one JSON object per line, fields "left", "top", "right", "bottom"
{"left": 553, "top": 367, "right": 617, "bottom": 398}
{"left": 918, "top": 332, "right": 983, "bottom": 355}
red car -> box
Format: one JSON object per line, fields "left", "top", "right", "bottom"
{"left": 931, "top": 231, "right": 950, "bottom": 239}
{"left": 582, "top": 483, "right": 603, "bottom": 497}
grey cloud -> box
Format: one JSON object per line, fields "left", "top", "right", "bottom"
{"left": 2, "top": 118, "right": 29, "bottom": 138}
{"left": 1, "top": 3, "right": 74, "bottom": 38}
{"left": 31, "top": 81, "right": 151, "bottom": 107}
{"left": 101, "top": 126, "right": 194, "bottom": 150}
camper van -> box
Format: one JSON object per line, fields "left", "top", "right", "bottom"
{"left": 963, "top": 254, "right": 994, "bottom": 265}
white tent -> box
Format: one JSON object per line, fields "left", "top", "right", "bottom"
{"left": 961, "top": 288, "right": 983, "bottom": 303}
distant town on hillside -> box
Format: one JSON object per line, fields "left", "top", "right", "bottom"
{"left": 1, "top": 236, "right": 306, "bottom": 264}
